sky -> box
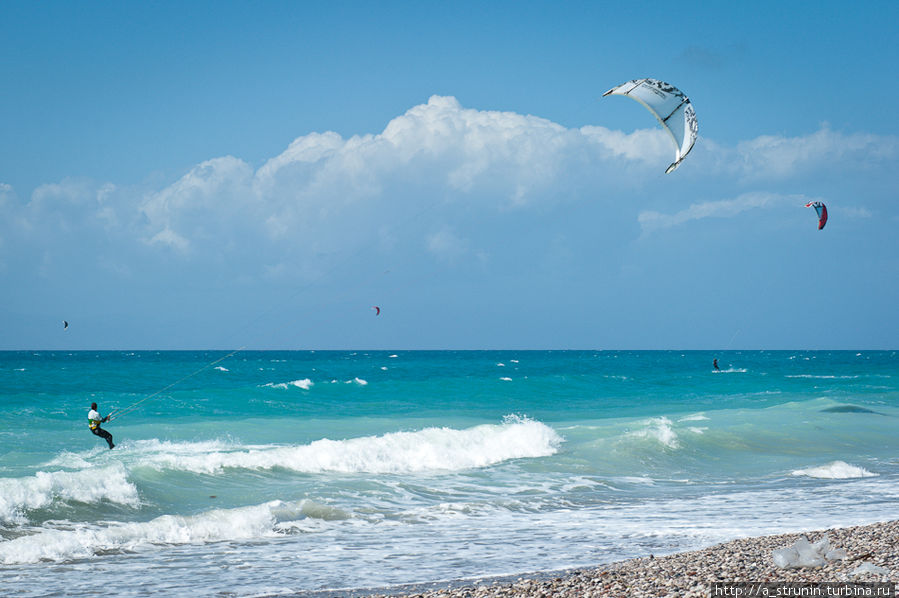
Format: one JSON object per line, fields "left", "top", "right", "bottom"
{"left": 1, "top": 0, "right": 897, "bottom": 350}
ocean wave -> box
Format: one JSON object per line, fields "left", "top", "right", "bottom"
{"left": 791, "top": 461, "right": 877, "bottom": 479}
{"left": 0, "top": 499, "right": 329, "bottom": 564}
{"left": 627, "top": 417, "right": 680, "bottom": 449}
{"left": 132, "top": 416, "right": 562, "bottom": 475}
{"left": 263, "top": 378, "right": 313, "bottom": 390}
{"left": 0, "top": 464, "right": 139, "bottom": 524}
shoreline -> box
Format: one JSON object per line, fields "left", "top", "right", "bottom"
{"left": 311, "top": 520, "right": 898, "bottom": 598}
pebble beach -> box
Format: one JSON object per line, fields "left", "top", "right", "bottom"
{"left": 360, "top": 520, "right": 899, "bottom": 598}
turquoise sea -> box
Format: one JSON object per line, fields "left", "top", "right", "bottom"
{"left": 1, "top": 350, "right": 897, "bottom": 597}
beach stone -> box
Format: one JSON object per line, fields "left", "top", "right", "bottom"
{"left": 357, "top": 520, "right": 899, "bottom": 598}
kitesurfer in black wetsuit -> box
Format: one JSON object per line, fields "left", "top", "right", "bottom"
{"left": 713, "top": 358, "right": 720, "bottom": 371}
{"left": 88, "top": 402, "right": 115, "bottom": 449}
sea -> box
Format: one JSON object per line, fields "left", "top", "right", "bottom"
{"left": 1, "top": 350, "right": 897, "bottom": 597}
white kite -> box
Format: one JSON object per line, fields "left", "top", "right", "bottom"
{"left": 603, "top": 78, "right": 698, "bottom": 174}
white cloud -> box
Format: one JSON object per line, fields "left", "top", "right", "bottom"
{"left": 105, "top": 97, "right": 899, "bottom": 261}
{"left": 638, "top": 192, "right": 809, "bottom": 234}
{"left": 132, "top": 95, "right": 646, "bottom": 265}
{"left": 148, "top": 226, "right": 190, "bottom": 252}
{"left": 727, "top": 125, "right": 897, "bottom": 180}
{"left": 5, "top": 97, "right": 896, "bottom": 286}
{"left": 140, "top": 156, "right": 254, "bottom": 251}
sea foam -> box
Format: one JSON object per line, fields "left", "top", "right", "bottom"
{"left": 0, "top": 464, "right": 139, "bottom": 524}
{"left": 134, "top": 417, "right": 562, "bottom": 475}
{"left": 628, "top": 417, "right": 680, "bottom": 449}
{"left": 264, "top": 378, "right": 313, "bottom": 390}
{"left": 0, "top": 499, "right": 320, "bottom": 564}
{"left": 791, "top": 461, "right": 877, "bottom": 479}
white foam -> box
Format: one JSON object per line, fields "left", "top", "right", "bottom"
{"left": 215, "top": 366, "right": 229, "bottom": 372}
{"left": 0, "top": 464, "right": 140, "bottom": 524}
{"left": 791, "top": 461, "right": 876, "bottom": 479}
{"left": 135, "top": 416, "right": 562, "bottom": 475}
{"left": 263, "top": 378, "right": 313, "bottom": 390}
{"left": 0, "top": 499, "right": 321, "bottom": 564}
{"left": 678, "top": 413, "right": 709, "bottom": 422}
{"left": 499, "top": 377, "right": 512, "bottom": 382}
{"left": 628, "top": 417, "right": 679, "bottom": 449}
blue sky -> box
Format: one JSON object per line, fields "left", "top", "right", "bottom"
{"left": 2, "top": 0, "right": 897, "bottom": 350}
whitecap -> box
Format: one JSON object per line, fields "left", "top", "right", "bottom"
{"left": 628, "top": 417, "right": 680, "bottom": 449}
{"left": 131, "top": 416, "right": 562, "bottom": 476}
{"left": 0, "top": 464, "right": 140, "bottom": 525}
{"left": 0, "top": 499, "right": 320, "bottom": 564}
{"left": 678, "top": 413, "right": 709, "bottom": 422}
{"left": 791, "top": 461, "right": 876, "bottom": 479}
{"left": 263, "top": 379, "right": 313, "bottom": 390}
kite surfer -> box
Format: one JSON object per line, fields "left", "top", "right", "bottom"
{"left": 713, "top": 358, "right": 720, "bottom": 371}
{"left": 87, "top": 402, "right": 115, "bottom": 449}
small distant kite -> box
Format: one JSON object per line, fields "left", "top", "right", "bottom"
{"left": 371, "top": 306, "right": 380, "bottom": 316}
{"left": 805, "top": 201, "right": 828, "bottom": 230}
{"left": 63, "top": 321, "right": 69, "bottom": 330}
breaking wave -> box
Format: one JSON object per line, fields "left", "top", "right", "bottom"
{"left": 791, "top": 461, "right": 877, "bottom": 479}
{"left": 133, "top": 416, "right": 562, "bottom": 475}
{"left": 0, "top": 464, "right": 140, "bottom": 525}
{"left": 0, "top": 499, "right": 337, "bottom": 564}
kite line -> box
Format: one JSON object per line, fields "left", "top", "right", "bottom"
{"left": 107, "top": 346, "right": 245, "bottom": 422}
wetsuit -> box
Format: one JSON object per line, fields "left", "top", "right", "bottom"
{"left": 88, "top": 409, "right": 115, "bottom": 449}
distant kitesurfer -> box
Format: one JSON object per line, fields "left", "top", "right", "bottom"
{"left": 88, "top": 402, "right": 115, "bottom": 449}
{"left": 713, "top": 358, "right": 720, "bottom": 371}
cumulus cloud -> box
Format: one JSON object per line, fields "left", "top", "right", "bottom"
{"left": 4, "top": 96, "right": 896, "bottom": 284}
{"left": 129, "top": 95, "right": 664, "bottom": 271}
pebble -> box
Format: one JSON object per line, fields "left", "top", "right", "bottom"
{"left": 357, "top": 520, "right": 899, "bottom": 598}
